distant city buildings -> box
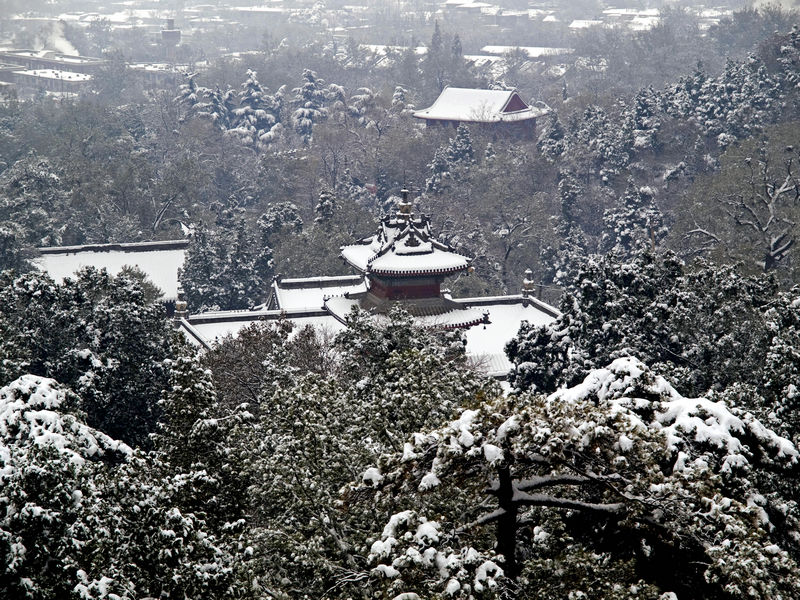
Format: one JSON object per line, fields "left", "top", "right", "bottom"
{"left": 0, "top": 49, "right": 106, "bottom": 73}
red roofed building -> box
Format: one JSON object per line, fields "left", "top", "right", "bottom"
{"left": 175, "top": 190, "right": 558, "bottom": 376}
{"left": 412, "top": 87, "right": 549, "bottom": 137}
{"left": 326, "top": 189, "right": 488, "bottom": 329}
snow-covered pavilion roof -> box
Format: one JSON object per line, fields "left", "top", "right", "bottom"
{"left": 36, "top": 240, "right": 188, "bottom": 302}
{"left": 412, "top": 87, "right": 548, "bottom": 124}
{"left": 459, "top": 295, "right": 557, "bottom": 377}
{"left": 341, "top": 203, "right": 471, "bottom": 277}
{"left": 179, "top": 307, "right": 346, "bottom": 350}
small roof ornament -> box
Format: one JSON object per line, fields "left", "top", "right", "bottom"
{"left": 174, "top": 284, "right": 188, "bottom": 327}
{"left": 397, "top": 188, "right": 413, "bottom": 220}
{"left": 521, "top": 268, "right": 535, "bottom": 305}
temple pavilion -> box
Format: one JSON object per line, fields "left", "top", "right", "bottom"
{"left": 325, "top": 191, "right": 489, "bottom": 329}
{"left": 412, "top": 87, "right": 549, "bottom": 137}
{"left": 37, "top": 191, "right": 559, "bottom": 378}
{"left": 176, "top": 191, "right": 558, "bottom": 377}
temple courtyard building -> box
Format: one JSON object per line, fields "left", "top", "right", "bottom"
{"left": 37, "top": 193, "right": 557, "bottom": 378}
{"left": 176, "top": 192, "right": 558, "bottom": 378}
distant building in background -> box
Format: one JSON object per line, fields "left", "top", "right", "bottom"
{"left": 0, "top": 49, "right": 106, "bottom": 96}
{"left": 128, "top": 63, "right": 193, "bottom": 88}
{"left": 0, "top": 62, "right": 19, "bottom": 96}
{"left": 0, "top": 49, "right": 106, "bottom": 74}
{"left": 13, "top": 69, "right": 92, "bottom": 94}
{"left": 413, "top": 87, "right": 549, "bottom": 137}
{"left": 161, "top": 18, "right": 181, "bottom": 62}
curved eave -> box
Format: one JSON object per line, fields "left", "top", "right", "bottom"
{"left": 342, "top": 255, "right": 369, "bottom": 274}
{"left": 369, "top": 263, "right": 470, "bottom": 277}
{"left": 426, "top": 316, "right": 486, "bottom": 330}
{"left": 411, "top": 110, "right": 538, "bottom": 123}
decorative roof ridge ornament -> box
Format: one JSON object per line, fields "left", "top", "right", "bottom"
{"left": 521, "top": 268, "right": 535, "bottom": 306}
{"left": 397, "top": 187, "right": 413, "bottom": 221}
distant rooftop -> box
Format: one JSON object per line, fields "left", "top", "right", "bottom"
{"left": 0, "top": 49, "right": 105, "bottom": 64}
{"left": 569, "top": 19, "right": 604, "bottom": 29}
{"left": 17, "top": 69, "right": 92, "bottom": 81}
{"left": 480, "top": 45, "right": 573, "bottom": 58}
{"left": 413, "top": 87, "right": 548, "bottom": 124}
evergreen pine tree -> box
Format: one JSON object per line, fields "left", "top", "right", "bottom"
{"left": 425, "top": 147, "right": 451, "bottom": 194}
{"left": 292, "top": 69, "right": 328, "bottom": 143}
{"left": 197, "top": 85, "right": 237, "bottom": 130}
{"left": 180, "top": 217, "right": 272, "bottom": 311}
{"left": 173, "top": 73, "right": 207, "bottom": 121}
{"left": 231, "top": 70, "right": 282, "bottom": 150}
{"left": 601, "top": 180, "right": 667, "bottom": 257}
{"left": 180, "top": 222, "right": 221, "bottom": 310}
{"left": 446, "top": 124, "right": 475, "bottom": 166}
{"left": 314, "top": 188, "right": 338, "bottom": 226}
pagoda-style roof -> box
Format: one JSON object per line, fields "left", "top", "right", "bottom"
{"left": 340, "top": 197, "right": 470, "bottom": 277}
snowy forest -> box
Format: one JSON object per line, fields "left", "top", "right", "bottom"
{"left": 4, "top": 0, "right": 800, "bottom": 598}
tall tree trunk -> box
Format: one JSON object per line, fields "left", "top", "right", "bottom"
{"left": 495, "top": 465, "right": 519, "bottom": 578}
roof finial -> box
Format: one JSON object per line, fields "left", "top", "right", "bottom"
{"left": 521, "top": 268, "right": 535, "bottom": 305}
{"left": 397, "top": 187, "right": 413, "bottom": 221}
{"left": 173, "top": 284, "right": 188, "bottom": 328}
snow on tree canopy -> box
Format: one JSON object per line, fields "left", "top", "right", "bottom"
{"left": 548, "top": 357, "right": 798, "bottom": 469}
{"left": 0, "top": 375, "right": 131, "bottom": 471}
{"left": 367, "top": 357, "right": 800, "bottom": 597}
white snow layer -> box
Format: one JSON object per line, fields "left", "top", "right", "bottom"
{"left": 273, "top": 276, "right": 366, "bottom": 310}
{"left": 412, "top": 87, "right": 546, "bottom": 123}
{"left": 340, "top": 240, "right": 470, "bottom": 275}
{"left": 548, "top": 357, "right": 798, "bottom": 470}
{"left": 37, "top": 244, "right": 186, "bottom": 301}
{"left": 0, "top": 375, "right": 131, "bottom": 476}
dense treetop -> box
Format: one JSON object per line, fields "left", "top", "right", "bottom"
{"left": 2, "top": 8, "right": 800, "bottom": 599}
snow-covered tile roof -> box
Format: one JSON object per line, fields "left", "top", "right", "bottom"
{"left": 412, "top": 87, "right": 547, "bottom": 123}
{"left": 36, "top": 240, "right": 187, "bottom": 301}
{"left": 603, "top": 8, "right": 659, "bottom": 17}
{"left": 16, "top": 69, "right": 92, "bottom": 81}
{"left": 323, "top": 295, "right": 490, "bottom": 330}
{"left": 456, "top": 295, "right": 558, "bottom": 377}
{"left": 341, "top": 211, "right": 471, "bottom": 277}
{"left": 354, "top": 244, "right": 471, "bottom": 276}
{"left": 569, "top": 19, "right": 604, "bottom": 29}
{"left": 480, "top": 45, "right": 573, "bottom": 58}
{"left": 323, "top": 292, "right": 558, "bottom": 377}
{"left": 628, "top": 16, "right": 659, "bottom": 31}
{"left": 184, "top": 308, "right": 346, "bottom": 346}
{"left": 271, "top": 275, "right": 366, "bottom": 311}
{"left": 178, "top": 289, "right": 558, "bottom": 378}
